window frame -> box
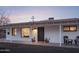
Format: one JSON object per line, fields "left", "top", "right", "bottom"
{"left": 21, "top": 27, "right": 30, "bottom": 38}
{"left": 63, "top": 25, "right": 77, "bottom": 32}
{"left": 12, "top": 28, "right": 16, "bottom": 36}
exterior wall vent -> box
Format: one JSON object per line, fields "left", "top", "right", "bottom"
{"left": 49, "top": 17, "right": 54, "bottom": 21}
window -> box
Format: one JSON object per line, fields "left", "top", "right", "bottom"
{"left": 12, "top": 28, "right": 16, "bottom": 36}
{"left": 63, "top": 26, "right": 77, "bottom": 32}
{"left": 70, "top": 26, "right": 77, "bottom": 31}
{"left": 64, "top": 26, "right": 70, "bottom": 31}
{"left": 21, "top": 28, "right": 30, "bottom": 38}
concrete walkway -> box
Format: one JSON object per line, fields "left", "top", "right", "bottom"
{"left": 0, "top": 39, "right": 79, "bottom": 49}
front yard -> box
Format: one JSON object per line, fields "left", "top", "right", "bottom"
{"left": 0, "top": 42, "right": 79, "bottom": 53}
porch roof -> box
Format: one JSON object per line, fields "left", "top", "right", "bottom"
{"left": 2, "top": 18, "right": 79, "bottom": 27}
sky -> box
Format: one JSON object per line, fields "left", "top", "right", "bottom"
{"left": 0, "top": 6, "right": 79, "bottom": 23}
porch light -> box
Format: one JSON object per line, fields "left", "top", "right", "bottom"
{"left": 33, "top": 29, "right": 37, "bottom": 32}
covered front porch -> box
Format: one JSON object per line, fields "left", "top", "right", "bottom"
{"left": 1, "top": 19, "right": 79, "bottom": 47}
{"left": 5, "top": 23, "right": 62, "bottom": 45}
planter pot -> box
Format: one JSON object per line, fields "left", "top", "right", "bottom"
{"left": 44, "top": 40, "right": 49, "bottom": 43}
{"left": 32, "top": 39, "right": 35, "bottom": 42}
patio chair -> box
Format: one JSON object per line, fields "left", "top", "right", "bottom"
{"left": 64, "top": 36, "right": 73, "bottom": 45}
{"left": 74, "top": 36, "right": 79, "bottom": 45}
{"left": 64, "top": 36, "right": 68, "bottom": 45}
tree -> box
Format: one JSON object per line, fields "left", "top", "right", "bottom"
{"left": 0, "top": 11, "right": 10, "bottom": 25}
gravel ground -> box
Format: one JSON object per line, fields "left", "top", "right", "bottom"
{"left": 0, "top": 42, "right": 79, "bottom": 53}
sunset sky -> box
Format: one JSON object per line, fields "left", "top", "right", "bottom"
{"left": 0, "top": 6, "right": 79, "bottom": 23}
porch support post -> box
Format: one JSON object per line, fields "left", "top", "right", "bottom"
{"left": 30, "top": 26, "right": 32, "bottom": 42}
{"left": 59, "top": 24, "right": 62, "bottom": 46}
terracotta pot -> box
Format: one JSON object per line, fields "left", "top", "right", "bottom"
{"left": 44, "top": 39, "right": 49, "bottom": 43}
{"left": 32, "top": 39, "right": 35, "bottom": 42}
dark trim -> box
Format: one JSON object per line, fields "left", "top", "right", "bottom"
{"left": 23, "top": 36, "right": 29, "bottom": 38}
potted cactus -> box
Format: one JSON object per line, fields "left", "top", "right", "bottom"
{"left": 32, "top": 37, "right": 35, "bottom": 42}
{"left": 44, "top": 38, "right": 49, "bottom": 43}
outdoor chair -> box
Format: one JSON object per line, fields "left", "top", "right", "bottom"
{"left": 64, "top": 36, "right": 73, "bottom": 45}
{"left": 64, "top": 36, "right": 68, "bottom": 45}
{"left": 74, "top": 36, "right": 79, "bottom": 45}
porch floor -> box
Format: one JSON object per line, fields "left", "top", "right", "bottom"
{"left": 0, "top": 39, "right": 79, "bottom": 49}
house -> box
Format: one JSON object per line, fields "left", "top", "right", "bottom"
{"left": 0, "top": 18, "right": 79, "bottom": 46}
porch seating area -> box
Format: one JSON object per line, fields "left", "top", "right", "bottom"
{"left": 64, "top": 36, "right": 79, "bottom": 45}
{"left": 74, "top": 36, "right": 79, "bottom": 45}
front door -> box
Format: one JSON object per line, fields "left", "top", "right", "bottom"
{"left": 38, "top": 27, "right": 44, "bottom": 41}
